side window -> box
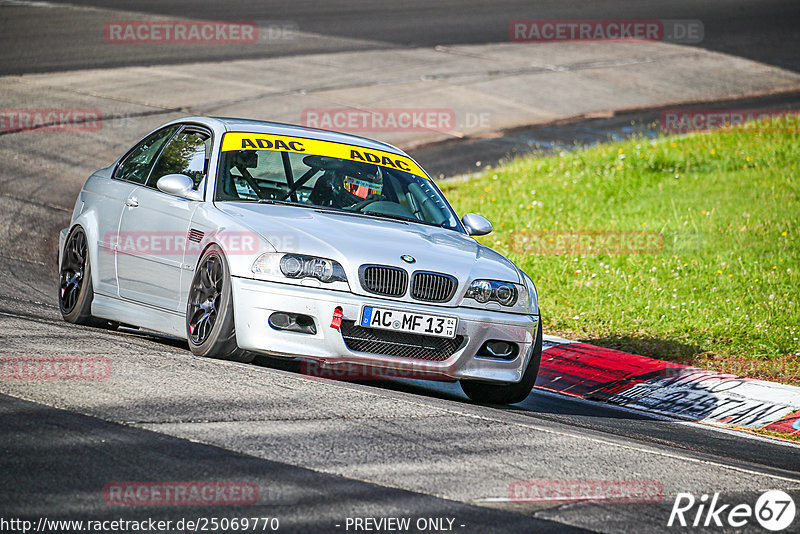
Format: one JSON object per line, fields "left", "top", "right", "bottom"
{"left": 216, "top": 150, "right": 289, "bottom": 201}
{"left": 115, "top": 126, "right": 178, "bottom": 184}
{"left": 147, "top": 130, "right": 211, "bottom": 190}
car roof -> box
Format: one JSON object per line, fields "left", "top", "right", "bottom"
{"left": 176, "top": 116, "right": 408, "bottom": 156}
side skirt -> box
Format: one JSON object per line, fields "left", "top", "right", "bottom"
{"left": 92, "top": 292, "right": 185, "bottom": 338}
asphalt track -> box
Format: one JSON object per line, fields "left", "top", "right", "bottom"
{"left": 0, "top": 0, "right": 798, "bottom": 74}
{"left": 1, "top": 1, "right": 800, "bottom": 533}
{"left": 1, "top": 107, "right": 799, "bottom": 531}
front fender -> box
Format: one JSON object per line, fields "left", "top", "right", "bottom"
{"left": 58, "top": 227, "right": 69, "bottom": 269}
{"left": 181, "top": 205, "right": 277, "bottom": 305}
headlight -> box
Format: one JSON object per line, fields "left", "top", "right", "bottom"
{"left": 279, "top": 254, "right": 346, "bottom": 283}
{"left": 252, "top": 253, "right": 347, "bottom": 284}
{"left": 465, "top": 279, "right": 519, "bottom": 306}
{"left": 463, "top": 279, "right": 531, "bottom": 313}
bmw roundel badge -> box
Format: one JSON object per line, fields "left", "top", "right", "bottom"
{"left": 401, "top": 255, "right": 416, "bottom": 264}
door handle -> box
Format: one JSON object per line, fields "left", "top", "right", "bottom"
{"left": 125, "top": 198, "right": 139, "bottom": 208}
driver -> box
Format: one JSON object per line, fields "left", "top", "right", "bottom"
{"left": 308, "top": 162, "right": 383, "bottom": 209}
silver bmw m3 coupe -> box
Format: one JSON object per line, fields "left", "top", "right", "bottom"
{"left": 58, "top": 117, "right": 542, "bottom": 404}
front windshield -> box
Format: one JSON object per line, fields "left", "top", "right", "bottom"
{"left": 215, "top": 132, "right": 461, "bottom": 231}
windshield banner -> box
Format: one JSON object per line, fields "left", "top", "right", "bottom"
{"left": 220, "top": 132, "right": 427, "bottom": 179}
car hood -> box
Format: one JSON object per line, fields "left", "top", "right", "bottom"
{"left": 217, "top": 203, "right": 521, "bottom": 292}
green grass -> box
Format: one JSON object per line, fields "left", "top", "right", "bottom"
{"left": 740, "top": 426, "right": 800, "bottom": 443}
{"left": 442, "top": 121, "right": 800, "bottom": 384}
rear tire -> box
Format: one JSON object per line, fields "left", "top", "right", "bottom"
{"left": 59, "top": 226, "right": 95, "bottom": 325}
{"left": 186, "top": 245, "right": 254, "bottom": 363}
{"left": 460, "top": 319, "right": 542, "bottom": 405}
{"left": 59, "top": 226, "right": 128, "bottom": 330}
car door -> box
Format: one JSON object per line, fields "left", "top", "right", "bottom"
{"left": 116, "top": 126, "right": 211, "bottom": 311}
{"left": 90, "top": 125, "right": 178, "bottom": 297}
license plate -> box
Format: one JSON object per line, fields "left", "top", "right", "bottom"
{"left": 360, "top": 306, "right": 457, "bottom": 338}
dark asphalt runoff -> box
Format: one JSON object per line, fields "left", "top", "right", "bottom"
{"left": 0, "top": 0, "right": 798, "bottom": 75}
{"left": 0, "top": 394, "right": 579, "bottom": 533}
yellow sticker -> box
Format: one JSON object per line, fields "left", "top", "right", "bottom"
{"left": 220, "top": 132, "right": 428, "bottom": 179}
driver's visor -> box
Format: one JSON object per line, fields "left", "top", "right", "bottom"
{"left": 220, "top": 132, "right": 428, "bottom": 179}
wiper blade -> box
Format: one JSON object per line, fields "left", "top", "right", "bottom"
{"left": 360, "top": 210, "right": 444, "bottom": 228}
{"left": 257, "top": 199, "right": 309, "bottom": 207}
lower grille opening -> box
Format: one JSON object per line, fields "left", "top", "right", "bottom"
{"left": 269, "top": 312, "right": 317, "bottom": 335}
{"left": 340, "top": 320, "right": 464, "bottom": 361}
{"left": 476, "top": 340, "right": 519, "bottom": 360}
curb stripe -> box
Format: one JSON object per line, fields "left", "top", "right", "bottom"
{"left": 537, "top": 341, "right": 800, "bottom": 440}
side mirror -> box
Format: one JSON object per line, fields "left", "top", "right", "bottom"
{"left": 461, "top": 213, "right": 493, "bottom": 236}
{"left": 156, "top": 174, "right": 203, "bottom": 201}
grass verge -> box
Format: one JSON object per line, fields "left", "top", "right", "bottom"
{"left": 731, "top": 425, "right": 800, "bottom": 444}
{"left": 442, "top": 120, "right": 799, "bottom": 385}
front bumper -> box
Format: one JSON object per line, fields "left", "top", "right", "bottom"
{"left": 231, "top": 277, "right": 539, "bottom": 383}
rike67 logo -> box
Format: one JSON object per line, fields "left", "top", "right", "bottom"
{"left": 668, "top": 490, "right": 795, "bottom": 531}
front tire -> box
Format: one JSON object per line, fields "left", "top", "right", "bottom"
{"left": 186, "top": 245, "right": 253, "bottom": 363}
{"left": 460, "top": 319, "right": 543, "bottom": 405}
